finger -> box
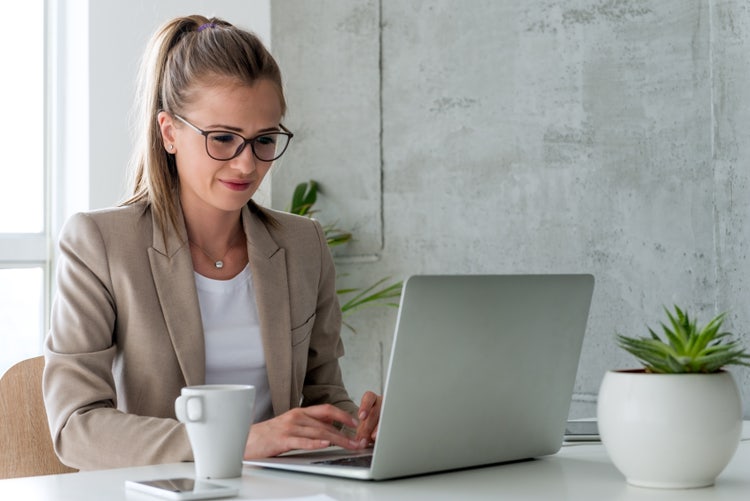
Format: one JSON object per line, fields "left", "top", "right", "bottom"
{"left": 355, "top": 416, "right": 378, "bottom": 444}
{"left": 303, "top": 404, "right": 359, "bottom": 429}
{"left": 290, "top": 408, "right": 365, "bottom": 450}
{"left": 357, "top": 391, "right": 378, "bottom": 420}
{"left": 282, "top": 437, "right": 332, "bottom": 451}
{"left": 294, "top": 421, "right": 364, "bottom": 450}
{"left": 355, "top": 395, "right": 382, "bottom": 443}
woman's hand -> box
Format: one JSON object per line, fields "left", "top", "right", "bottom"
{"left": 355, "top": 391, "right": 382, "bottom": 445}
{"left": 243, "top": 404, "right": 366, "bottom": 459}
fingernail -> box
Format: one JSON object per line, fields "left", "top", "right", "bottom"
{"left": 359, "top": 411, "right": 367, "bottom": 420}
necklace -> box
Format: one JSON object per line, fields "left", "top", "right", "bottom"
{"left": 188, "top": 231, "right": 242, "bottom": 269}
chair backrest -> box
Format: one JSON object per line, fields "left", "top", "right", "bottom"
{"left": 0, "top": 356, "right": 78, "bottom": 478}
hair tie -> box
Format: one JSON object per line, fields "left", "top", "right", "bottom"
{"left": 197, "top": 23, "right": 217, "bottom": 32}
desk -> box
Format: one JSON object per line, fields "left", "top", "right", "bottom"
{"left": 3, "top": 424, "right": 749, "bottom": 500}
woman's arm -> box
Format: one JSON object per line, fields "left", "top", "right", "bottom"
{"left": 43, "top": 212, "right": 193, "bottom": 470}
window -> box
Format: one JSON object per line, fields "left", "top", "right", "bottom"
{"left": 0, "top": 0, "right": 46, "bottom": 377}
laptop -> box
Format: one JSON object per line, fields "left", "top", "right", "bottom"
{"left": 245, "top": 274, "right": 595, "bottom": 480}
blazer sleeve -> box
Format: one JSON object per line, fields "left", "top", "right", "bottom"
{"left": 299, "top": 219, "right": 359, "bottom": 416}
{"left": 42, "top": 212, "right": 193, "bottom": 470}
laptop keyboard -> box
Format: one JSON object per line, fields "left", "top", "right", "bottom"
{"left": 312, "top": 454, "right": 373, "bottom": 468}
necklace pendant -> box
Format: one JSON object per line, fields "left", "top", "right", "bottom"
{"left": 215, "top": 260, "right": 224, "bottom": 269}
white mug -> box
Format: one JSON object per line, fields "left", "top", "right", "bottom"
{"left": 175, "top": 384, "right": 255, "bottom": 479}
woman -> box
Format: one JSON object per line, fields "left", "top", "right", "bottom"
{"left": 43, "top": 14, "right": 381, "bottom": 470}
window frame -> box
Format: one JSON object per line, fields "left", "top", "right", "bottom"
{"left": 0, "top": 0, "right": 52, "bottom": 355}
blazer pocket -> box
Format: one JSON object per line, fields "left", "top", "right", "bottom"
{"left": 291, "top": 313, "right": 316, "bottom": 347}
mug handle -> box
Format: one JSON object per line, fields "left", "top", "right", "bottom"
{"left": 175, "top": 395, "right": 204, "bottom": 423}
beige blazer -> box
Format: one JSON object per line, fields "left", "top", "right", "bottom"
{"left": 43, "top": 201, "right": 357, "bottom": 470}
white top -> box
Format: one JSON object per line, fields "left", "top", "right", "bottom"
{"left": 194, "top": 264, "right": 273, "bottom": 423}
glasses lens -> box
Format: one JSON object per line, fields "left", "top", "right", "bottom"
{"left": 204, "top": 130, "right": 291, "bottom": 161}
{"left": 252, "top": 133, "right": 290, "bottom": 162}
{"left": 206, "top": 132, "right": 245, "bottom": 161}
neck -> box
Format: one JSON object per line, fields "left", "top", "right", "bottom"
{"left": 183, "top": 208, "right": 243, "bottom": 254}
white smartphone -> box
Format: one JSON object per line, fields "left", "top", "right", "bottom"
{"left": 563, "top": 420, "right": 600, "bottom": 442}
{"left": 124, "top": 477, "right": 239, "bottom": 500}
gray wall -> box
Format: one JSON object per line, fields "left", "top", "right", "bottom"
{"left": 270, "top": 0, "right": 750, "bottom": 418}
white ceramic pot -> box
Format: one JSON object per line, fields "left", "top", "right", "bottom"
{"left": 597, "top": 370, "right": 742, "bottom": 489}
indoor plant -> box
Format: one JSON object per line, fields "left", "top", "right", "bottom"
{"left": 287, "top": 180, "right": 402, "bottom": 331}
{"left": 597, "top": 306, "right": 750, "bottom": 489}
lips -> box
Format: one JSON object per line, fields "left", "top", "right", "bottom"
{"left": 220, "top": 179, "right": 252, "bottom": 191}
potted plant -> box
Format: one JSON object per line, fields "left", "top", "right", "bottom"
{"left": 597, "top": 305, "right": 750, "bottom": 489}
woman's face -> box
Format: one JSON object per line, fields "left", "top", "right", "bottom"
{"left": 159, "top": 78, "right": 283, "bottom": 216}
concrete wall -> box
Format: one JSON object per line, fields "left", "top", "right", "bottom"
{"left": 271, "top": 0, "right": 750, "bottom": 417}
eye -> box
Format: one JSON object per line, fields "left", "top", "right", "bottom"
{"left": 254, "top": 134, "right": 278, "bottom": 146}
{"left": 209, "top": 132, "right": 239, "bottom": 144}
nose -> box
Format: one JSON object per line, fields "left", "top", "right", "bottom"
{"left": 231, "top": 142, "right": 257, "bottom": 175}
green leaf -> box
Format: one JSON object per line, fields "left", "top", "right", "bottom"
{"left": 289, "top": 181, "right": 318, "bottom": 216}
{"left": 340, "top": 278, "right": 403, "bottom": 316}
{"left": 615, "top": 305, "right": 750, "bottom": 373}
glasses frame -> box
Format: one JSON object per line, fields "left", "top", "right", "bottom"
{"left": 173, "top": 114, "right": 293, "bottom": 162}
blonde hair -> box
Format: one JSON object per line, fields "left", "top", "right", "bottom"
{"left": 124, "top": 15, "right": 284, "bottom": 235}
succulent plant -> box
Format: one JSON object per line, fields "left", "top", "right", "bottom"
{"left": 616, "top": 305, "right": 750, "bottom": 373}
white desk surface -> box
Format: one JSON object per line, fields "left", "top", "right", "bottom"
{"left": 3, "top": 423, "right": 749, "bottom": 500}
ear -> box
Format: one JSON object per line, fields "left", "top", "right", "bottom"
{"left": 157, "top": 111, "right": 177, "bottom": 152}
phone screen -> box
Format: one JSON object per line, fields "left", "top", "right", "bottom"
{"left": 125, "top": 477, "right": 238, "bottom": 500}
{"left": 138, "top": 478, "right": 203, "bottom": 492}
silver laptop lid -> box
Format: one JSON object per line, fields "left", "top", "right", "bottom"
{"left": 244, "top": 274, "right": 594, "bottom": 480}
{"left": 369, "top": 274, "right": 594, "bottom": 479}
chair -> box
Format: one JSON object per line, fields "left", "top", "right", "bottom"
{"left": 0, "top": 356, "right": 78, "bottom": 478}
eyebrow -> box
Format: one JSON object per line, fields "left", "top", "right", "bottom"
{"left": 205, "top": 123, "right": 281, "bottom": 134}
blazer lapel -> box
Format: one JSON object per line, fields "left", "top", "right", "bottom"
{"left": 148, "top": 207, "right": 205, "bottom": 387}
{"left": 242, "top": 206, "right": 293, "bottom": 415}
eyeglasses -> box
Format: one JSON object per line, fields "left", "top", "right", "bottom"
{"left": 173, "top": 114, "right": 293, "bottom": 162}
